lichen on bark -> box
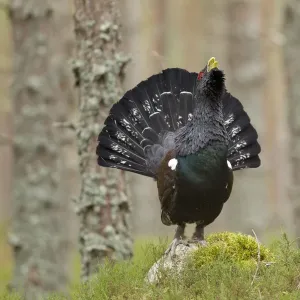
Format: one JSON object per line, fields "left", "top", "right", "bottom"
{"left": 9, "top": 0, "right": 74, "bottom": 299}
{"left": 73, "top": 0, "right": 133, "bottom": 281}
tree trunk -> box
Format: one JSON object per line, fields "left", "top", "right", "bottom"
{"left": 283, "top": 0, "right": 300, "bottom": 245}
{"left": 225, "top": 0, "right": 269, "bottom": 235}
{"left": 9, "top": 0, "right": 73, "bottom": 298}
{"left": 0, "top": 4, "right": 13, "bottom": 223}
{"left": 261, "top": 0, "right": 290, "bottom": 235}
{"left": 73, "top": 0, "right": 133, "bottom": 281}
{"left": 122, "top": 0, "right": 168, "bottom": 236}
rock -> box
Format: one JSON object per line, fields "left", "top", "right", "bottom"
{"left": 146, "top": 242, "right": 199, "bottom": 284}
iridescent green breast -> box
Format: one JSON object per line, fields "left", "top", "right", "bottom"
{"left": 177, "top": 145, "right": 229, "bottom": 188}
{"left": 167, "top": 145, "right": 232, "bottom": 225}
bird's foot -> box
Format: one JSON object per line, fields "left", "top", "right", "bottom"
{"left": 164, "top": 238, "right": 187, "bottom": 258}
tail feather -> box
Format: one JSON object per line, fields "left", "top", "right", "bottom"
{"left": 161, "top": 92, "right": 179, "bottom": 131}
{"left": 104, "top": 121, "right": 145, "bottom": 158}
{"left": 121, "top": 91, "right": 152, "bottom": 131}
{"left": 226, "top": 113, "right": 250, "bottom": 139}
{"left": 230, "top": 156, "right": 261, "bottom": 171}
{"left": 98, "top": 133, "right": 146, "bottom": 165}
{"left": 149, "top": 111, "right": 169, "bottom": 133}
{"left": 229, "top": 144, "right": 261, "bottom": 165}
{"left": 97, "top": 123, "right": 154, "bottom": 177}
{"left": 97, "top": 149, "right": 150, "bottom": 176}
{"left": 228, "top": 125, "right": 258, "bottom": 156}
{"left": 108, "top": 102, "right": 145, "bottom": 143}
{"left": 142, "top": 127, "right": 159, "bottom": 144}
{"left": 179, "top": 91, "right": 194, "bottom": 125}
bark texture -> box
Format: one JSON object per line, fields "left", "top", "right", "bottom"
{"left": 73, "top": 0, "right": 133, "bottom": 281}
{"left": 9, "top": 0, "right": 73, "bottom": 298}
{"left": 283, "top": 0, "right": 300, "bottom": 245}
{"left": 0, "top": 5, "right": 13, "bottom": 222}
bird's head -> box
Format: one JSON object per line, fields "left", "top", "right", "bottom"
{"left": 196, "top": 57, "right": 225, "bottom": 101}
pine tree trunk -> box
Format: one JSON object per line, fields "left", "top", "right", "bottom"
{"left": 261, "top": 0, "right": 290, "bottom": 234}
{"left": 0, "top": 6, "right": 13, "bottom": 222}
{"left": 73, "top": 0, "right": 133, "bottom": 281}
{"left": 225, "top": 0, "right": 269, "bottom": 235}
{"left": 283, "top": 0, "right": 300, "bottom": 245}
{"left": 9, "top": 0, "right": 73, "bottom": 298}
{"left": 122, "top": 0, "right": 168, "bottom": 236}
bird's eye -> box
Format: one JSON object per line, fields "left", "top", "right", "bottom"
{"left": 197, "top": 71, "right": 204, "bottom": 80}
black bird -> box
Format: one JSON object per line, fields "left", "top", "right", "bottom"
{"left": 96, "top": 57, "right": 261, "bottom": 255}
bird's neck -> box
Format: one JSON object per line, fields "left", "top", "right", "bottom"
{"left": 175, "top": 95, "right": 227, "bottom": 156}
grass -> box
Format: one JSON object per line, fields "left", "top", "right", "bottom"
{"left": 0, "top": 224, "right": 13, "bottom": 294}
{"left": 1, "top": 231, "right": 300, "bottom": 300}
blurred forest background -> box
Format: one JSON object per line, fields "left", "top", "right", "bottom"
{"left": 0, "top": 0, "right": 299, "bottom": 297}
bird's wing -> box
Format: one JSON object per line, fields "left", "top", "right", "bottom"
{"left": 157, "top": 150, "right": 178, "bottom": 225}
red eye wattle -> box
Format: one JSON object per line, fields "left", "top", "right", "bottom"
{"left": 197, "top": 71, "right": 204, "bottom": 80}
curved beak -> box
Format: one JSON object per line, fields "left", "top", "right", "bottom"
{"left": 207, "top": 57, "right": 219, "bottom": 72}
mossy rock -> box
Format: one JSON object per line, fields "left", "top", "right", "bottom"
{"left": 191, "top": 231, "right": 275, "bottom": 269}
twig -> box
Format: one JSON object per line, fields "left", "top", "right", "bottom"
{"left": 258, "top": 288, "right": 262, "bottom": 299}
{"left": 251, "top": 229, "right": 261, "bottom": 286}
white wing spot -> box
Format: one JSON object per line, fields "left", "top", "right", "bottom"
{"left": 168, "top": 158, "right": 178, "bottom": 171}
{"left": 227, "top": 160, "right": 232, "bottom": 169}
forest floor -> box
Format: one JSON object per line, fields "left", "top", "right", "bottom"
{"left": 1, "top": 226, "right": 300, "bottom": 300}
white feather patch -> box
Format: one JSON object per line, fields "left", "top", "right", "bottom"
{"left": 168, "top": 158, "right": 178, "bottom": 171}
{"left": 227, "top": 160, "right": 232, "bottom": 169}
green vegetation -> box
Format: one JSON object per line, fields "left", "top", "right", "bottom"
{"left": 0, "top": 224, "right": 12, "bottom": 294}
{"left": 1, "top": 232, "right": 300, "bottom": 299}
{"left": 192, "top": 231, "right": 274, "bottom": 269}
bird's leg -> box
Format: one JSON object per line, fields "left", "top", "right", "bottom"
{"left": 164, "top": 223, "right": 186, "bottom": 257}
{"left": 191, "top": 222, "right": 207, "bottom": 246}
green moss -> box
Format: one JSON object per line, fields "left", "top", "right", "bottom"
{"left": 191, "top": 231, "right": 275, "bottom": 269}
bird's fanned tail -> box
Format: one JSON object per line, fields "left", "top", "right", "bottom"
{"left": 96, "top": 68, "right": 260, "bottom": 177}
